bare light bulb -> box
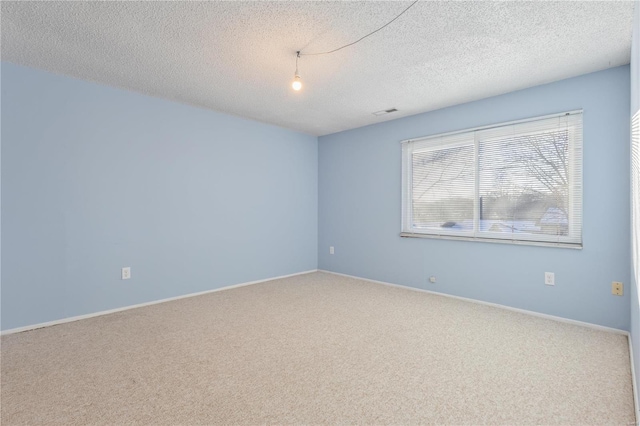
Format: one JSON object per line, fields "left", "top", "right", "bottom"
{"left": 292, "top": 74, "right": 302, "bottom": 91}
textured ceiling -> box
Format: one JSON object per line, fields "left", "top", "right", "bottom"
{"left": 1, "top": 1, "right": 635, "bottom": 136}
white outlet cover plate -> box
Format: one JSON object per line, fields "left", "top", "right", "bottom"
{"left": 545, "top": 272, "right": 555, "bottom": 286}
{"left": 122, "top": 267, "right": 131, "bottom": 280}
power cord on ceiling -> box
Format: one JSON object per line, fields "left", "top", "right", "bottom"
{"left": 299, "top": 0, "right": 419, "bottom": 57}
{"left": 290, "top": 0, "right": 419, "bottom": 92}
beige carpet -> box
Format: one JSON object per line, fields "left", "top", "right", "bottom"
{"left": 1, "top": 272, "right": 636, "bottom": 425}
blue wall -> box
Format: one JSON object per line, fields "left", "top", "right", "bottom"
{"left": 1, "top": 62, "right": 318, "bottom": 331}
{"left": 319, "top": 66, "right": 631, "bottom": 330}
{"left": 0, "top": 61, "right": 633, "bottom": 334}
{"left": 630, "top": 0, "right": 639, "bottom": 411}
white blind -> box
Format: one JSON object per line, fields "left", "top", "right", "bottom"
{"left": 402, "top": 111, "right": 583, "bottom": 247}
{"left": 632, "top": 110, "right": 640, "bottom": 286}
{"left": 410, "top": 138, "right": 475, "bottom": 236}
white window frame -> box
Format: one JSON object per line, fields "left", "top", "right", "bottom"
{"left": 401, "top": 110, "right": 583, "bottom": 249}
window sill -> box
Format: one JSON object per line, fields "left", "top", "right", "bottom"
{"left": 399, "top": 232, "right": 582, "bottom": 249}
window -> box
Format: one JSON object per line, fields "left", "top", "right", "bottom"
{"left": 401, "top": 111, "right": 583, "bottom": 248}
{"left": 632, "top": 110, "right": 640, "bottom": 292}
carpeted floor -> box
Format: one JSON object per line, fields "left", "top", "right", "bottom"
{"left": 0, "top": 272, "right": 636, "bottom": 425}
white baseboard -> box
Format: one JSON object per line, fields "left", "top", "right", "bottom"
{"left": 630, "top": 337, "right": 640, "bottom": 425}
{"left": 319, "top": 269, "right": 629, "bottom": 335}
{"left": 1, "top": 269, "right": 318, "bottom": 336}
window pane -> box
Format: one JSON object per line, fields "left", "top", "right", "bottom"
{"left": 478, "top": 129, "right": 569, "bottom": 237}
{"left": 412, "top": 144, "right": 475, "bottom": 232}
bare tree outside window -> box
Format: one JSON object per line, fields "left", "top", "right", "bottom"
{"left": 478, "top": 129, "right": 569, "bottom": 236}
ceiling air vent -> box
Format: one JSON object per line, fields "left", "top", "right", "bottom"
{"left": 372, "top": 108, "right": 398, "bottom": 116}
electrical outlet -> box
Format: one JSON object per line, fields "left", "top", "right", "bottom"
{"left": 329, "top": 246, "right": 334, "bottom": 255}
{"left": 429, "top": 276, "right": 436, "bottom": 283}
{"left": 121, "top": 267, "right": 131, "bottom": 280}
{"left": 612, "top": 282, "right": 623, "bottom": 296}
{"left": 544, "top": 272, "right": 555, "bottom": 286}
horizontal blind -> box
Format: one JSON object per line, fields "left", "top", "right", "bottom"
{"left": 402, "top": 111, "right": 583, "bottom": 247}
{"left": 632, "top": 110, "right": 640, "bottom": 284}
{"left": 476, "top": 113, "right": 582, "bottom": 244}
{"left": 403, "top": 133, "right": 475, "bottom": 236}
{"left": 412, "top": 143, "right": 475, "bottom": 235}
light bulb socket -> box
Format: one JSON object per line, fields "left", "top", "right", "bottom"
{"left": 292, "top": 51, "right": 302, "bottom": 91}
